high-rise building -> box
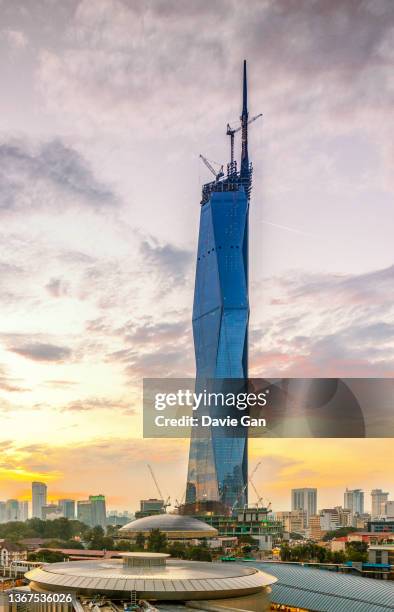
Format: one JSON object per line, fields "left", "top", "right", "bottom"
{"left": 135, "top": 499, "right": 165, "bottom": 519}
{"left": 384, "top": 500, "right": 394, "bottom": 518}
{"left": 335, "top": 506, "right": 352, "bottom": 527}
{"left": 371, "top": 489, "right": 389, "bottom": 518}
{"left": 319, "top": 509, "right": 340, "bottom": 532}
{"left": 32, "top": 482, "right": 47, "bottom": 519}
{"left": 90, "top": 495, "right": 107, "bottom": 528}
{"left": 42, "top": 504, "right": 63, "bottom": 520}
{"left": 186, "top": 61, "right": 255, "bottom": 513}
{"left": 344, "top": 488, "right": 364, "bottom": 516}
{"left": 291, "top": 488, "right": 317, "bottom": 526}
{"left": 308, "top": 515, "right": 325, "bottom": 541}
{"left": 19, "top": 501, "right": 29, "bottom": 521}
{"left": 5, "top": 500, "right": 19, "bottom": 522}
{"left": 58, "top": 499, "right": 75, "bottom": 519}
{"left": 77, "top": 496, "right": 106, "bottom": 528}
{"left": 0, "top": 502, "right": 6, "bottom": 524}
{"left": 77, "top": 500, "right": 93, "bottom": 527}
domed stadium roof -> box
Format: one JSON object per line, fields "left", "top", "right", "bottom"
{"left": 119, "top": 513, "right": 218, "bottom": 539}
{"left": 25, "top": 556, "right": 276, "bottom": 602}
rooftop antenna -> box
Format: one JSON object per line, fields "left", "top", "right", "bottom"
{"left": 240, "top": 59, "right": 249, "bottom": 179}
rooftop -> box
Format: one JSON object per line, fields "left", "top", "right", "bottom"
{"left": 25, "top": 558, "right": 276, "bottom": 601}
{"left": 119, "top": 513, "right": 218, "bottom": 538}
{"left": 256, "top": 562, "right": 394, "bottom": 612}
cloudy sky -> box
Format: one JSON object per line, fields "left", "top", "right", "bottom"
{"left": 0, "top": 0, "right": 393, "bottom": 513}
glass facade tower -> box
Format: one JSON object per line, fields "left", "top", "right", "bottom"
{"left": 186, "top": 62, "right": 254, "bottom": 513}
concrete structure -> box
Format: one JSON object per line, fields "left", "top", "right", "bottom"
{"left": 371, "top": 489, "right": 389, "bottom": 518}
{"left": 368, "top": 520, "right": 394, "bottom": 533}
{"left": 335, "top": 506, "right": 352, "bottom": 527}
{"left": 135, "top": 498, "right": 165, "bottom": 519}
{"left": 76, "top": 496, "right": 106, "bottom": 528}
{"left": 18, "top": 501, "right": 29, "bottom": 522}
{"left": 320, "top": 508, "right": 340, "bottom": 532}
{"left": 188, "top": 508, "right": 283, "bottom": 549}
{"left": 24, "top": 553, "right": 276, "bottom": 609}
{"left": 4, "top": 500, "right": 19, "bottom": 522}
{"left": 276, "top": 510, "right": 306, "bottom": 534}
{"left": 344, "top": 488, "right": 364, "bottom": 516}
{"left": 89, "top": 495, "right": 106, "bottom": 528}
{"left": 291, "top": 488, "right": 317, "bottom": 526}
{"left": 368, "top": 544, "right": 394, "bottom": 566}
{"left": 384, "top": 500, "right": 394, "bottom": 518}
{"left": 77, "top": 500, "right": 92, "bottom": 526}
{"left": 119, "top": 513, "right": 218, "bottom": 541}
{"left": 42, "top": 504, "right": 63, "bottom": 520}
{"left": 58, "top": 499, "right": 75, "bottom": 519}
{"left": 0, "top": 502, "right": 5, "bottom": 524}
{"left": 32, "top": 482, "right": 47, "bottom": 519}
{"left": 308, "top": 514, "right": 325, "bottom": 541}
{"left": 0, "top": 541, "right": 27, "bottom": 566}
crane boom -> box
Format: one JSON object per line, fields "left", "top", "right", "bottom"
{"left": 199, "top": 154, "right": 224, "bottom": 181}
{"left": 147, "top": 464, "right": 164, "bottom": 500}
{"left": 226, "top": 113, "right": 262, "bottom": 169}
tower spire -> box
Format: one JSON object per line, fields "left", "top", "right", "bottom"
{"left": 240, "top": 59, "right": 249, "bottom": 178}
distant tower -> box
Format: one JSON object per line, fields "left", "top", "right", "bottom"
{"left": 32, "top": 481, "right": 47, "bottom": 519}
{"left": 371, "top": 489, "right": 389, "bottom": 519}
{"left": 291, "top": 488, "right": 317, "bottom": 527}
{"left": 186, "top": 61, "right": 258, "bottom": 514}
{"left": 344, "top": 488, "right": 364, "bottom": 516}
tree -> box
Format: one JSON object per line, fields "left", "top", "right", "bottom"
{"left": 331, "top": 550, "right": 346, "bottom": 563}
{"left": 44, "top": 540, "right": 84, "bottom": 550}
{"left": 147, "top": 529, "right": 167, "bottom": 553}
{"left": 280, "top": 544, "right": 291, "bottom": 561}
{"left": 188, "top": 546, "right": 212, "bottom": 562}
{"left": 28, "top": 550, "right": 68, "bottom": 563}
{"left": 346, "top": 541, "right": 367, "bottom": 562}
{"left": 115, "top": 540, "right": 135, "bottom": 552}
{"left": 135, "top": 533, "right": 146, "bottom": 550}
{"left": 168, "top": 542, "right": 188, "bottom": 559}
{"left": 322, "top": 527, "right": 359, "bottom": 541}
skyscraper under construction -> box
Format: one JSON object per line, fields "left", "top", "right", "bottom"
{"left": 185, "top": 61, "right": 259, "bottom": 514}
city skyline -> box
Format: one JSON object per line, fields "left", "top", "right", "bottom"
{"left": 0, "top": 0, "right": 393, "bottom": 510}
{"left": 1, "top": 481, "right": 392, "bottom": 517}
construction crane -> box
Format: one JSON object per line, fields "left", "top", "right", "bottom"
{"left": 147, "top": 464, "right": 171, "bottom": 511}
{"left": 231, "top": 461, "right": 263, "bottom": 513}
{"left": 199, "top": 154, "right": 224, "bottom": 181}
{"left": 231, "top": 480, "right": 248, "bottom": 514}
{"left": 226, "top": 113, "right": 262, "bottom": 169}
{"left": 248, "top": 462, "right": 272, "bottom": 511}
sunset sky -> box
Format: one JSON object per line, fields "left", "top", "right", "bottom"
{"left": 0, "top": 0, "right": 393, "bottom": 513}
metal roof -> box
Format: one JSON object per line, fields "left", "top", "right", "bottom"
{"left": 119, "top": 514, "right": 218, "bottom": 535}
{"left": 256, "top": 562, "right": 394, "bottom": 612}
{"left": 25, "top": 558, "right": 276, "bottom": 601}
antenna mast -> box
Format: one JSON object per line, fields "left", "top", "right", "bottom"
{"left": 240, "top": 59, "right": 249, "bottom": 179}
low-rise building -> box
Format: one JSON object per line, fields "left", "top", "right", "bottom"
{"left": 0, "top": 541, "right": 27, "bottom": 566}
{"left": 330, "top": 537, "right": 347, "bottom": 552}
{"left": 368, "top": 520, "right": 394, "bottom": 533}
{"left": 308, "top": 514, "right": 325, "bottom": 540}
{"left": 368, "top": 544, "right": 394, "bottom": 566}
